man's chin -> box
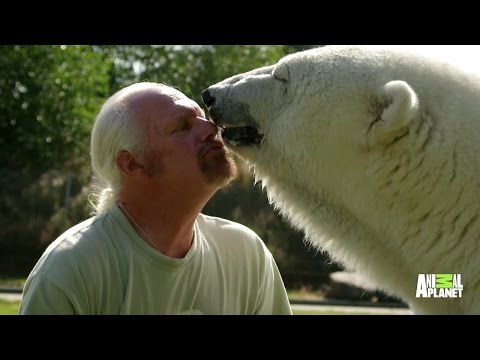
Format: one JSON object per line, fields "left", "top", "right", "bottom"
{"left": 201, "top": 155, "right": 238, "bottom": 187}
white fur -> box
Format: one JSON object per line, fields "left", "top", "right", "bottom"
{"left": 207, "top": 46, "right": 480, "bottom": 314}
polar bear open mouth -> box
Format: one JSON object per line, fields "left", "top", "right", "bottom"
{"left": 219, "top": 125, "right": 264, "bottom": 147}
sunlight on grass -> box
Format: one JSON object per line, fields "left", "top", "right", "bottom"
{"left": 293, "top": 308, "right": 342, "bottom": 315}
{"left": 0, "top": 277, "right": 26, "bottom": 288}
{"left": 287, "top": 288, "right": 325, "bottom": 301}
{"left": 293, "top": 308, "right": 376, "bottom": 315}
{"left": 0, "top": 300, "right": 20, "bottom": 315}
{"left": 0, "top": 300, "right": 405, "bottom": 315}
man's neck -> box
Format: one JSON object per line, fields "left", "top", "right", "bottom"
{"left": 117, "top": 185, "right": 216, "bottom": 259}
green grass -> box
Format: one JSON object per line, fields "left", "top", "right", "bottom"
{"left": 0, "top": 301, "right": 397, "bottom": 315}
{"left": 0, "top": 284, "right": 403, "bottom": 315}
{"left": 292, "top": 308, "right": 381, "bottom": 315}
{"left": 293, "top": 309, "right": 346, "bottom": 315}
{"left": 0, "top": 277, "right": 26, "bottom": 288}
{"left": 0, "top": 300, "right": 20, "bottom": 315}
{"left": 287, "top": 288, "right": 325, "bottom": 301}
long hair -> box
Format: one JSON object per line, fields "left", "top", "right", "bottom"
{"left": 89, "top": 84, "right": 150, "bottom": 214}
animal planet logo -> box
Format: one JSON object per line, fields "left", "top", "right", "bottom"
{"left": 416, "top": 274, "right": 463, "bottom": 298}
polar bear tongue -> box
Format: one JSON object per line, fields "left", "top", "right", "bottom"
{"left": 221, "top": 126, "right": 263, "bottom": 147}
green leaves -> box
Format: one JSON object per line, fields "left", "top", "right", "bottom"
{"left": 0, "top": 45, "right": 110, "bottom": 174}
{"left": 102, "top": 45, "right": 289, "bottom": 110}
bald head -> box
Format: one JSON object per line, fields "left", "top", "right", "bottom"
{"left": 116, "top": 83, "right": 205, "bottom": 131}
{"left": 90, "top": 83, "right": 185, "bottom": 213}
{"left": 117, "top": 83, "right": 187, "bottom": 105}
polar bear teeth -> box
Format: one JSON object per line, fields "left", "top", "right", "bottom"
{"left": 220, "top": 126, "right": 263, "bottom": 146}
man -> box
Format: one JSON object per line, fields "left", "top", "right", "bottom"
{"left": 19, "top": 82, "right": 292, "bottom": 315}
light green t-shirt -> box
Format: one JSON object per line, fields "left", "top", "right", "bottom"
{"left": 19, "top": 205, "right": 292, "bottom": 315}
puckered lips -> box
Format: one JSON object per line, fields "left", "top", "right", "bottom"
{"left": 202, "top": 140, "right": 225, "bottom": 156}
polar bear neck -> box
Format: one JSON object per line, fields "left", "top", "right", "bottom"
{"left": 252, "top": 108, "right": 480, "bottom": 314}
{"left": 255, "top": 163, "right": 417, "bottom": 302}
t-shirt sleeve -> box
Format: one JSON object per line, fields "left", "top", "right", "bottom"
{"left": 19, "top": 275, "right": 76, "bottom": 315}
{"left": 255, "top": 250, "right": 293, "bottom": 315}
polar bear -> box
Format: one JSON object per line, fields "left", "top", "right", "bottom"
{"left": 202, "top": 45, "right": 480, "bottom": 314}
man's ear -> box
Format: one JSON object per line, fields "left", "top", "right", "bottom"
{"left": 365, "top": 80, "right": 419, "bottom": 148}
{"left": 115, "top": 151, "right": 150, "bottom": 182}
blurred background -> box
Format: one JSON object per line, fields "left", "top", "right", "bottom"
{"left": 0, "top": 45, "right": 406, "bottom": 313}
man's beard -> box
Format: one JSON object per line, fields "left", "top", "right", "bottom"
{"left": 198, "top": 146, "right": 238, "bottom": 187}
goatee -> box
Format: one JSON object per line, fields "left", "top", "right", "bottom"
{"left": 198, "top": 145, "right": 238, "bottom": 187}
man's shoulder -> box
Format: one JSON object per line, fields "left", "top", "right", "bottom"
{"left": 198, "top": 213, "right": 255, "bottom": 235}
{"left": 52, "top": 211, "right": 110, "bottom": 248}
{"left": 197, "top": 213, "right": 267, "bottom": 249}
{"left": 27, "top": 210, "right": 120, "bottom": 283}
{"left": 39, "top": 211, "right": 112, "bottom": 264}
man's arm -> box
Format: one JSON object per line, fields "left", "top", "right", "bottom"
{"left": 255, "top": 251, "right": 293, "bottom": 315}
{"left": 19, "top": 275, "right": 76, "bottom": 315}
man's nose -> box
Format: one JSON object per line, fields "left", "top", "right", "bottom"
{"left": 198, "top": 117, "right": 220, "bottom": 141}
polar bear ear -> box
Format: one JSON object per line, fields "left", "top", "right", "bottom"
{"left": 367, "top": 80, "right": 419, "bottom": 147}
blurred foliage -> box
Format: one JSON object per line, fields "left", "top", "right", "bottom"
{"left": 0, "top": 45, "right": 110, "bottom": 174}
{"left": 96, "top": 45, "right": 289, "bottom": 105}
{"left": 0, "top": 45, "right": 338, "bottom": 289}
{"left": 0, "top": 45, "right": 110, "bottom": 274}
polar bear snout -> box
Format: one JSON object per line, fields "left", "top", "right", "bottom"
{"left": 200, "top": 90, "right": 264, "bottom": 147}
{"left": 201, "top": 88, "right": 216, "bottom": 108}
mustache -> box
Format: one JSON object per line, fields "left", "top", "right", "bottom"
{"left": 199, "top": 138, "right": 227, "bottom": 157}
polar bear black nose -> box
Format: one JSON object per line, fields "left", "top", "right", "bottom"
{"left": 201, "top": 88, "right": 216, "bottom": 108}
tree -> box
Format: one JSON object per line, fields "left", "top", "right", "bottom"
{"left": 97, "top": 45, "right": 289, "bottom": 102}
{"left": 0, "top": 45, "right": 110, "bottom": 174}
{"left": 0, "top": 45, "right": 110, "bottom": 274}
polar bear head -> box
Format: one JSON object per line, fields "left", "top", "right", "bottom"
{"left": 202, "top": 46, "right": 475, "bottom": 226}
{"left": 203, "top": 46, "right": 427, "bottom": 186}
{"left": 202, "top": 46, "right": 480, "bottom": 314}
